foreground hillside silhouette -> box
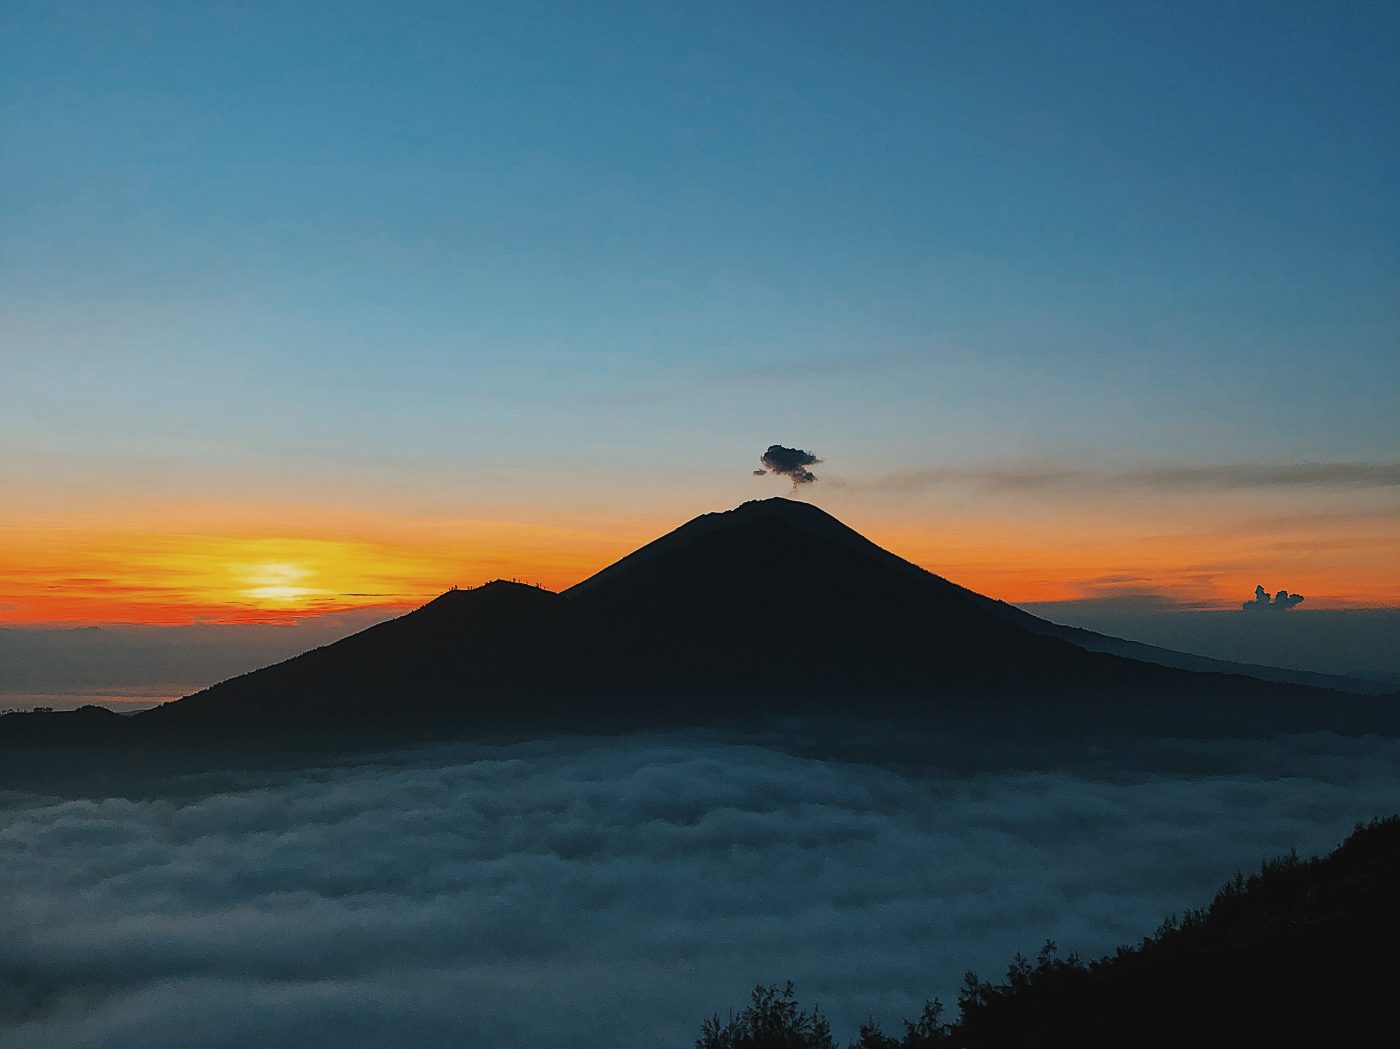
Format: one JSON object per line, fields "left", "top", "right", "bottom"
{"left": 695, "top": 816, "right": 1400, "bottom": 1049}
{"left": 3, "top": 499, "right": 1397, "bottom": 782}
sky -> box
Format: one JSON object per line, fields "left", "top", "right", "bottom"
{"left": 3, "top": 2, "right": 1398, "bottom": 647}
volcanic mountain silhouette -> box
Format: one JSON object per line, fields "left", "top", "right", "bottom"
{"left": 132, "top": 497, "right": 1394, "bottom": 741}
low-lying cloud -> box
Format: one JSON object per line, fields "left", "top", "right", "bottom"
{"left": 754, "top": 445, "right": 822, "bottom": 486}
{"left": 1243, "top": 585, "right": 1305, "bottom": 612}
{"left": 2, "top": 729, "right": 1397, "bottom": 1048}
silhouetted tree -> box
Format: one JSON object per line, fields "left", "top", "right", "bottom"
{"left": 692, "top": 817, "right": 1400, "bottom": 1049}
{"left": 697, "top": 983, "right": 836, "bottom": 1049}
{"left": 851, "top": 1000, "right": 949, "bottom": 1048}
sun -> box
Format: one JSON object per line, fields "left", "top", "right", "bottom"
{"left": 241, "top": 561, "right": 319, "bottom": 605}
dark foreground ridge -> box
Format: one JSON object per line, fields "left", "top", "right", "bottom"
{"left": 693, "top": 815, "right": 1400, "bottom": 1049}
{"left": 4, "top": 498, "right": 1397, "bottom": 778}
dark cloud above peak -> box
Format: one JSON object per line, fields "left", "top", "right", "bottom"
{"left": 754, "top": 445, "right": 822, "bottom": 486}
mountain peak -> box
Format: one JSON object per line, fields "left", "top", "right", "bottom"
{"left": 419, "top": 578, "right": 555, "bottom": 610}
{"left": 703, "top": 495, "right": 829, "bottom": 520}
{"left": 564, "top": 497, "right": 863, "bottom": 597}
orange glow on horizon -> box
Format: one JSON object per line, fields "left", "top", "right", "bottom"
{"left": 0, "top": 502, "right": 645, "bottom": 626}
{"left": 876, "top": 511, "right": 1400, "bottom": 611}
{"left": 2, "top": 497, "right": 1396, "bottom": 626}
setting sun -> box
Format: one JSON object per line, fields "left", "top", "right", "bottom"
{"left": 0, "top": 503, "right": 642, "bottom": 625}
{"left": 239, "top": 561, "right": 324, "bottom": 605}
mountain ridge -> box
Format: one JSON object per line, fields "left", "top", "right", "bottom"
{"left": 4, "top": 498, "right": 1397, "bottom": 770}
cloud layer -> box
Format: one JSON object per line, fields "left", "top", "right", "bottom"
{"left": 2, "top": 729, "right": 1397, "bottom": 1047}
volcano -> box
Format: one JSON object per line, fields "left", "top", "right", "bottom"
{"left": 6, "top": 498, "right": 1398, "bottom": 763}
{"left": 136, "top": 498, "right": 1394, "bottom": 740}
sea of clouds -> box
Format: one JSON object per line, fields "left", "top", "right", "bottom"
{"left": 3, "top": 727, "right": 1398, "bottom": 1048}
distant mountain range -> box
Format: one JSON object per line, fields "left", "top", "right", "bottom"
{"left": 977, "top": 596, "right": 1396, "bottom": 695}
{"left": 4, "top": 498, "right": 1397, "bottom": 769}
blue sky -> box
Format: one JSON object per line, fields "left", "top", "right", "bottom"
{"left": 2, "top": 1, "right": 1397, "bottom": 633}
{"left": 7, "top": 0, "right": 1396, "bottom": 471}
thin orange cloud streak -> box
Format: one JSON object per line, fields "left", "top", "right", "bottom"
{"left": 874, "top": 509, "right": 1400, "bottom": 609}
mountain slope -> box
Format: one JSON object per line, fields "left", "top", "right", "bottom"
{"left": 561, "top": 498, "right": 1396, "bottom": 735}
{"left": 563, "top": 499, "right": 1129, "bottom": 699}
{"left": 6, "top": 497, "right": 1395, "bottom": 753}
{"left": 693, "top": 816, "right": 1400, "bottom": 1049}
{"left": 950, "top": 815, "right": 1400, "bottom": 1048}
{"left": 1013, "top": 617, "right": 1396, "bottom": 695}
{"left": 148, "top": 580, "right": 584, "bottom": 733}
